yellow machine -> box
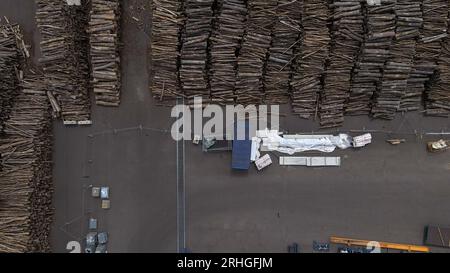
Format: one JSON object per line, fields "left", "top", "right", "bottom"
{"left": 330, "top": 236, "right": 430, "bottom": 253}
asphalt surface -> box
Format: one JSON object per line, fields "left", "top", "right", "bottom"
{"left": 2, "top": 0, "right": 450, "bottom": 253}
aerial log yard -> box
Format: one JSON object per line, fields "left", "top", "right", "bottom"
{"left": 0, "top": 0, "right": 449, "bottom": 255}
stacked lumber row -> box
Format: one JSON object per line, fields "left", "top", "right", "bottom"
{"left": 426, "top": 11, "right": 450, "bottom": 117}
{"left": 209, "top": 0, "right": 247, "bottom": 104}
{"left": 180, "top": 0, "right": 214, "bottom": 102}
{"left": 235, "top": 0, "right": 277, "bottom": 105}
{"left": 404, "top": 0, "right": 448, "bottom": 113}
{"left": 425, "top": 1, "right": 450, "bottom": 117}
{"left": 346, "top": 0, "right": 396, "bottom": 115}
{"left": 291, "top": 0, "right": 331, "bottom": 119}
{"left": 428, "top": 46, "right": 450, "bottom": 117}
{"left": 320, "top": 0, "right": 364, "bottom": 128}
{"left": 0, "top": 74, "right": 53, "bottom": 253}
{"left": 264, "top": 0, "right": 302, "bottom": 104}
{"left": 88, "top": 0, "right": 122, "bottom": 107}
{"left": 0, "top": 24, "right": 23, "bottom": 133}
{"left": 372, "top": 0, "right": 422, "bottom": 119}
{"left": 150, "top": 0, "right": 183, "bottom": 101}
{"left": 36, "top": 0, "right": 91, "bottom": 123}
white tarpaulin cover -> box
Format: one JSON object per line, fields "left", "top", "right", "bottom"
{"left": 256, "top": 129, "right": 352, "bottom": 155}
{"left": 353, "top": 133, "right": 372, "bottom": 148}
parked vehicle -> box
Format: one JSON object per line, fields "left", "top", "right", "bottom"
{"left": 427, "top": 139, "right": 449, "bottom": 153}
{"left": 313, "top": 241, "right": 330, "bottom": 252}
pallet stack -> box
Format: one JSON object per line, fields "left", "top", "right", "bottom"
{"left": 264, "top": 0, "right": 302, "bottom": 104}
{"left": 209, "top": 0, "right": 247, "bottom": 104}
{"left": 0, "top": 74, "right": 53, "bottom": 253}
{"left": 235, "top": 0, "right": 277, "bottom": 105}
{"left": 346, "top": 0, "right": 396, "bottom": 116}
{"left": 88, "top": 0, "right": 122, "bottom": 107}
{"left": 180, "top": 0, "right": 214, "bottom": 103}
{"left": 372, "top": 0, "right": 422, "bottom": 119}
{"left": 150, "top": 0, "right": 183, "bottom": 102}
{"left": 36, "top": 0, "right": 91, "bottom": 123}
{"left": 0, "top": 23, "right": 23, "bottom": 133}
{"left": 320, "top": 0, "right": 364, "bottom": 128}
{"left": 291, "top": 0, "right": 331, "bottom": 119}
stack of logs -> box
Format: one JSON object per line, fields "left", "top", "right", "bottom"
{"left": 209, "top": 0, "right": 247, "bottom": 104}
{"left": 235, "top": 0, "right": 277, "bottom": 105}
{"left": 405, "top": 0, "right": 448, "bottom": 115}
{"left": 0, "top": 23, "right": 23, "bottom": 133}
{"left": 180, "top": 0, "right": 214, "bottom": 103}
{"left": 150, "top": 0, "right": 450, "bottom": 125}
{"left": 0, "top": 73, "right": 53, "bottom": 253}
{"left": 264, "top": 0, "right": 302, "bottom": 104}
{"left": 36, "top": 0, "right": 91, "bottom": 123}
{"left": 372, "top": 0, "right": 423, "bottom": 119}
{"left": 429, "top": 38, "right": 450, "bottom": 117}
{"left": 150, "top": 0, "right": 183, "bottom": 101}
{"left": 320, "top": 0, "right": 364, "bottom": 127}
{"left": 291, "top": 0, "right": 331, "bottom": 119}
{"left": 346, "top": 0, "right": 396, "bottom": 115}
{"left": 88, "top": 0, "right": 122, "bottom": 107}
{"left": 423, "top": 0, "right": 450, "bottom": 117}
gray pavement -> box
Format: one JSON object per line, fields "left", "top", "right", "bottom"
{"left": 1, "top": 0, "right": 450, "bottom": 253}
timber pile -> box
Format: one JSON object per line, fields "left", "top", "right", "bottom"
{"left": 150, "top": 0, "right": 183, "bottom": 101}
{"left": 426, "top": 28, "right": 450, "bottom": 116}
{"left": 88, "top": 0, "right": 122, "bottom": 107}
{"left": 0, "top": 74, "right": 53, "bottom": 253}
{"left": 0, "top": 23, "right": 23, "bottom": 133}
{"left": 235, "top": 0, "right": 277, "bottom": 105}
{"left": 148, "top": 0, "right": 450, "bottom": 124}
{"left": 346, "top": 0, "right": 396, "bottom": 116}
{"left": 405, "top": 0, "right": 448, "bottom": 113}
{"left": 180, "top": 0, "right": 214, "bottom": 102}
{"left": 291, "top": 0, "right": 331, "bottom": 119}
{"left": 264, "top": 0, "right": 302, "bottom": 104}
{"left": 320, "top": 0, "right": 364, "bottom": 128}
{"left": 36, "top": 0, "right": 91, "bottom": 123}
{"left": 424, "top": 1, "right": 450, "bottom": 116}
{"left": 372, "top": 0, "right": 422, "bottom": 119}
{"left": 209, "top": 0, "right": 247, "bottom": 104}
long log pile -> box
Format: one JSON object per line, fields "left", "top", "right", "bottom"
{"left": 371, "top": 0, "right": 423, "bottom": 119}
{"left": 88, "top": 0, "right": 122, "bottom": 107}
{"left": 0, "top": 23, "right": 23, "bottom": 133}
{"left": 150, "top": 0, "right": 183, "bottom": 101}
{"left": 150, "top": 0, "right": 450, "bottom": 125}
{"left": 180, "top": 0, "right": 215, "bottom": 102}
{"left": 291, "top": 0, "right": 331, "bottom": 119}
{"left": 0, "top": 73, "right": 53, "bottom": 253}
{"left": 264, "top": 0, "right": 302, "bottom": 104}
{"left": 235, "top": 0, "right": 277, "bottom": 105}
{"left": 424, "top": 1, "right": 450, "bottom": 117}
{"left": 405, "top": 0, "right": 448, "bottom": 114}
{"left": 346, "top": 0, "right": 396, "bottom": 115}
{"left": 426, "top": 32, "right": 450, "bottom": 116}
{"left": 209, "top": 0, "right": 247, "bottom": 104}
{"left": 36, "top": 0, "right": 91, "bottom": 123}
{"left": 320, "top": 0, "right": 364, "bottom": 128}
